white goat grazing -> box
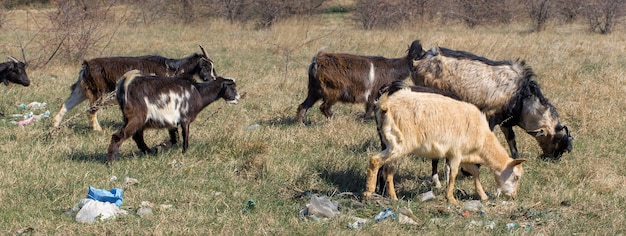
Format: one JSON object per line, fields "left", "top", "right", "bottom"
{"left": 363, "top": 83, "right": 526, "bottom": 204}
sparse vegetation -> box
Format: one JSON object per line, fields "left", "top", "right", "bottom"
{"left": 0, "top": 1, "right": 625, "bottom": 235}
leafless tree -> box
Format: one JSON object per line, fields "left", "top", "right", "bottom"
{"left": 528, "top": 0, "right": 554, "bottom": 32}
{"left": 582, "top": 0, "right": 626, "bottom": 34}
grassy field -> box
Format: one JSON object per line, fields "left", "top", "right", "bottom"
{"left": 1, "top": 4, "right": 625, "bottom": 235}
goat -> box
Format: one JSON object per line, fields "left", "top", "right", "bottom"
{"left": 375, "top": 84, "right": 463, "bottom": 192}
{"left": 295, "top": 41, "right": 423, "bottom": 122}
{"left": 364, "top": 81, "right": 525, "bottom": 204}
{"left": 53, "top": 45, "right": 217, "bottom": 131}
{"left": 409, "top": 42, "right": 572, "bottom": 159}
{"left": 0, "top": 56, "right": 30, "bottom": 87}
{"left": 106, "top": 70, "right": 240, "bottom": 164}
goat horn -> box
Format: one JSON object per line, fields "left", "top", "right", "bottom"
{"left": 8, "top": 56, "right": 19, "bottom": 63}
{"left": 198, "top": 45, "right": 211, "bottom": 60}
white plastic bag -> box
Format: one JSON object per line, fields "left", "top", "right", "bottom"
{"left": 75, "top": 199, "right": 127, "bottom": 223}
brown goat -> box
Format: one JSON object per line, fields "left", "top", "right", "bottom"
{"left": 295, "top": 41, "right": 423, "bottom": 122}
{"left": 53, "top": 46, "right": 217, "bottom": 131}
{"left": 106, "top": 70, "right": 240, "bottom": 164}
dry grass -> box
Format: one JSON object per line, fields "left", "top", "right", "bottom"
{"left": 0, "top": 5, "right": 625, "bottom": 235}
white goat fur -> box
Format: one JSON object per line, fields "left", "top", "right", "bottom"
{"left": 364, "top": 88, "right": 525, "bottom": 204}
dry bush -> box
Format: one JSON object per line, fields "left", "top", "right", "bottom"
{"left": 245, "top": 0, "right": 328, "bottom": 29}
{"left": 353, "top": 0, "right": 420, "bottom": 30}
{"left": 582, "top": 0, "right": 626, "bottom": 34}
{"left": 554, "top": 0, "right": 584, "bottom": 23}
{"left": 448, "top": 0, "right": 515, "bottom": 28}
{"left": 44, "top": 0, "right": 118, "bottom": 64}
{"left": 528, "top": 0, "right": 554, "bottom": 32}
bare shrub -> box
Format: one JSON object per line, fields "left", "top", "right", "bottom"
{"left": 0, "top": 7, "right": 6, "bottom": 29}
{"left": 45, "top": 0, "right": 118, "bottom": 64}
{"left": 353, "top": 0, "right": 417, "bottom": 30}
{"left": 210, "top": 0, "right": 254, "bottom": 24}
{"left": 528, "top": 0, "right": 554, "bottom": 32}
{"left": 554, "top": 0, "right": 584, "bottom": 23}
{"left": 582, "top": 0, "right": 626, "bottom": 34}
{"left": 449, "top": 0, "right": 514, "bottom": 28}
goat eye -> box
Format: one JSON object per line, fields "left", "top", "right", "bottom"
{"left": 514, "top": 176, "right": 520, "bottom": 181}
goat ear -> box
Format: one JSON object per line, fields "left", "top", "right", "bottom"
{"left": 527, "top": 128, "right": 547, "bottom": 137}
{"left": 429, "top": 46, "right": 440, "bottom": 57}
{"left": 507, "top": 159, "right": 526, "bottom": 169}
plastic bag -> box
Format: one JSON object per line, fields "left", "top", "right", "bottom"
{"left": 87, "top": 186, "right": 123, "bottom": 207}
{"left": 75, "top": 199, "right": 127, "bottom": 223}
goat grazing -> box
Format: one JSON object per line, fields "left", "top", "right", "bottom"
{"left": 364, "top": 81, "right": 525, "bottom": 204}
{"left": 409, "top": 42, "right": 572, "bottom": 159}
{"left": 0, "top": 56, "right": 30, "bottom": 87}
{"left": 295, "top": 41, "right": 423, "bottom": 122}
{"left": 53, "top": 45, "right": 217, "bottom": 131}
{"left": 106, "top": 70, "right": 240, "bottom": 164}
{"left": 375, "top": 84, "right": 463, "bottom": 191}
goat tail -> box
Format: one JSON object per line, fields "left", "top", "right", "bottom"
{"left": 70, "top": 61, "right": 89, "bottom": 92}
{"left": 308, "top": 49, "right": 324, "bottom": 82}
{"left": 117, "top": 69, "right": 142, "bottom": 105}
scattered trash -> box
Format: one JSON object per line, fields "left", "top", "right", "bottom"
{"left": 242, "top": 199, "right": 256, "bottom": 213}
{"left": 16, "top": 116, "right": 34, "bottom": 126}
{"left": 462, "top": 200, "right": 483, "bottom": 212}
{"left": 123, "top": 177, "right": 140, "bottom": 187}
{"left": 373, "top": 207, "right": 397, "bottom": 222}
{"left": 420, "top": 191, "right": 436, "bottom": 202}
{"left": 299, "top": 195, "right": 340, "bottom": 220}
{"left": 10, "top": 110, "right": 50, "bottom": 126}
{"left": 26, "top": 102, "right": 47, "bottom": 110}
{"left": 87, "top": 186, "right": 123, "bottom": 207}
{"left": 460, "top": 211, "right": 471, "bottom": 217}
{"left": 506, "top": 222, "right": 520, "bottom": 230}
{"left": 136, "top": 201, "right": 153, "bottom": 218}
{"left": 468, "top": 220, "right": 496, "bottom": 229}
{"left": 15, "top": 227, "right": 34, "bottom": 235}
{"left": 110, "top": 176, "right": 118, "bottom": 182}
{"left": 348, "top": 217, "right": 368, "bottom": 229}
{"left": 397, "top": 207, "right": 420, "bottom": 225}
{"left": 74, "top": 198, "right": 128, "bottom": 223}
{"left": 245, "top": 123, "right": 260, "bottom": 130}
{"left": 159, "top": 204, "right": 173, "bottom": 210}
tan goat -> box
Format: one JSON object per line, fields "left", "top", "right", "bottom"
{"left": 363, "top": 82, "right": 526, "bottom": 204}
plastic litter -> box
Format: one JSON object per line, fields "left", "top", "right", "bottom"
{"left": 242, "top": 199, "right": 256, "bottom": 213}
{"left": 469, "top": 220, "right": 496, "bottom": 229}
{"left": 300, "top": 195, "right": 340, "bottom": 220}
{"left": 17, "top": 116, "right": 34, "bottom": 126}
{"left": 136, "top": 201, "right": 153, "bottom": 217}
{"left": 506, "top": 222, "right": 520, "bottom": 230}
{"left": 348, "top": 217, "right": 368, "bottom": 229}
{"left": 123, "top": 177, "right": 140, "bottom": 187}
{"left": 87, "top": 186, "right": 124, "bottom": 207}
{"left": 398, "top": 207, "right": 420, "bottom": 225}
{"left": 75, "top": 199, "right": 128, "bottom": 223}
{"left": 420, "top": 191, "right": 436, "bottom": 202}
{"left": 373, "top": 207, "right": 397, "bottom": 222}
{"left": 12, "top": 110, "right": 50, "bottom": 126}
{"left": 26, "top": 102, "right": 47, "bottom": 110}
{"left": 462, "top": 200, "right": 483, "bottom": 212}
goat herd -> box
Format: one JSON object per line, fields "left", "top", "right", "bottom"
{"left": 1, "top": 40, "right": 573, "bottom": 203}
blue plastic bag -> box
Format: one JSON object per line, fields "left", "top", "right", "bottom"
{"left": 87, "top": 186, "right": 123, "bottom": 207}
